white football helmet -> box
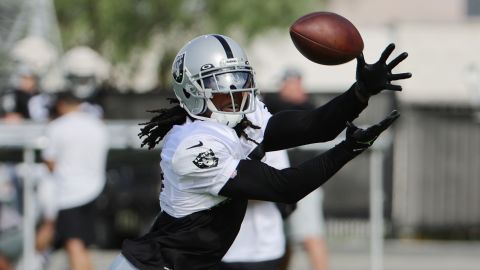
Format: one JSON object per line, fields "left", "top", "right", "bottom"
{"left": 172, "top": 34, "right": 257, "bottom": 127}
{"left": 61, "top": 46, "right": 110, "bottom": 99}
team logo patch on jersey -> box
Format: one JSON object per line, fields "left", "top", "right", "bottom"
{"left": 193, "top": 149, "right": 219, "bottom": 169}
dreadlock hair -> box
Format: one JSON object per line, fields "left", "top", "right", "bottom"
{"left": 233, "top": 117, "right": 261, "bottom": 145}
{"left": 139, "top": 98, "right": 262, "bottom": 149}
{"left": 139, "top": 98, "right": 188, "bottom": 149}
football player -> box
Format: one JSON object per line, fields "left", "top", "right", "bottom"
{"left": 109, "top": 34, "right": 411, "bottom": 270}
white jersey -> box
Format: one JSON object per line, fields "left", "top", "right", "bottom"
{"left": 222, "top": 150, "right": 290, "bottom": 263}
{"left": 159, "top": 97, "right": 271, "bottom": 218}
{"left": 42, "top": 111, "right": 108, "bottom": 209}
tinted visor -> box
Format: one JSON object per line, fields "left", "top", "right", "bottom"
{"left": 66, "top": 74, "right": 96, "bottom": 86}
{"left": 201, "top": 71, "right": 254, "bottom": 91}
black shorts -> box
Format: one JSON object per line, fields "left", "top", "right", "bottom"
{"left": 55, "top": 200, "right": 96, "bottom": 248}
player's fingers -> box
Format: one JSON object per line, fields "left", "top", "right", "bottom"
{"left": 379, "top": 43, "right": 395, "bottom": 62}
{"left": 387, "top": 52, "right": 409, "bottom": 69}
{"left": 346, "top": 121, "right": 358, "bottom": 135}
{"left": 385, "top": 83, "right": 402, "bottom": 91}
{"left": 388, "top": 72, "right": 412, "bottom": 81}
{"left": 346, "top": 121, "right": 358, "bottom": 131}
{"left": 376, "top": 110, "right": 400, "bottom": 132}
{"left": 356, "top": 53, "right": 366, "bottom": 66}
{"left": 382, "top": 110, "right": 400, "bottom": 122}
{"left": 367, "top": 120, "right": 395, "bottom": 136}
{"left": 367, "top": 110, "right": 399, "bottom": 133}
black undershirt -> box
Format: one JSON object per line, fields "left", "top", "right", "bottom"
{"left": 219, "top": 141, "right": 360, "bottom": 202}
{"left": 121, "top": 85, "right": 367, "bottom": 270}
{"left": 122, "top": 199, "right": 247, "bottom": 270}
{"left": 219, "top": 84, "right": 367, "bottom": 201}
{"left": 263, "top": 84, "right": 367, "bottom": 151}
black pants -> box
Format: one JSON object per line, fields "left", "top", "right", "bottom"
{"left": 216, "top": 258, "right": 282, "bottom": 270}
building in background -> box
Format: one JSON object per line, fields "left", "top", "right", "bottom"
{"left": 239, "top": 0, "right": 480, "bottom": 239}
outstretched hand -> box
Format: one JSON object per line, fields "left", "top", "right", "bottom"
{"left": 345, "top": 110, "right": 400, "bottom": 152}
{"left": 355, "top": 43, "right": 412, "bottom": 99}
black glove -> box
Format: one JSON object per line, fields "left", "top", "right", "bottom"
{"left": 345, "top": 110, "right": 400, "bottom": 153}
{"left": 355, "top": 43, "right": 412, "bottom": 99}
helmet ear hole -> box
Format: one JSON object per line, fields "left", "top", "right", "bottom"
{"left": 182, "top": 88, "right": 191, "bottom": 98}
{"left": 188, "top": 97, "right": 207, "bottom": 115}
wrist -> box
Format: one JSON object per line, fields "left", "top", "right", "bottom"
{"left": 337, "top": 140, "right": 366, "bottom": 156}
{"left": 354, "top": 82, "right": 370, "bottom": 103}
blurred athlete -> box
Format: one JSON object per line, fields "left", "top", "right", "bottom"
{"left": 43, "top": 91, "right": 108, "bottom": 270}
{"left": 218, "top": 150, "right": 291, "bottom": 270}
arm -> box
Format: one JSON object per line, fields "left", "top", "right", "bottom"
{"left": 263, "top": 85, "right": 367, "bottom": 152}
{"left": 220, "top": 141, "right": 358, "bottom": 203}
{"left": 220, "top": 111, "right": 399, "bottom": 203}
{"left": 44, "top": 160, "right": 55, "bottom": 172}
{"left": 263, "top": 44, "right": 411, "bottom": 152}
{"left": 42, "top": 124, "right": 58, "bottom": 172}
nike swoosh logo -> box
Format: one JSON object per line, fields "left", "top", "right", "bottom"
{"left": 186, "top": 141, "right": 204, "bottom": 149}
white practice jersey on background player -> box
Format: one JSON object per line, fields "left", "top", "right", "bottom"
{"left": 222, "top": 149, "right": 290, "bottom": 263}
{"left": 43, "top": 111, "right": 108, "bottom": 209}
{"left": 159, "top": 97, "right": 271, "bottom": 218}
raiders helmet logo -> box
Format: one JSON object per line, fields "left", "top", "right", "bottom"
{"left": 193, "top": 149, "right": 219, "bottom": 169}
{"left": 172, "top": 53, "right": 185, "bottom": 83}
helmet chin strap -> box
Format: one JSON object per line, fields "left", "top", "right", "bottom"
{"left": 179, "top": 99, "right": 244, "bottom": 128}
{"left": 206, "top": 99, "right": 244, "bottom": 127}
{"left": 210, "top": 111, "right": 244, "bottom": 128}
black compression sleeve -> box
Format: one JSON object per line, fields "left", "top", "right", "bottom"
{"left": 263, "top": 84, "right": 367, "bottom": 152}
{"left": 219, "top": 141, "right": 361, "bottom": 203}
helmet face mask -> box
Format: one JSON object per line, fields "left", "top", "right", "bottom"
{"left": 65, "top": 74, "right": 98, "bottom": 99}
{"left": 172, "top": 34, "right": 258, "bottom": 127}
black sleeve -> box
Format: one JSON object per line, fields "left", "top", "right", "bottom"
{"left": 263, "top": 84, "right": 368, "bottom": 152}
{"left": 219, "top": 141, "right": 360, "bottom": 203}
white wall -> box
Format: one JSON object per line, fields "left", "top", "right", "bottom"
{"left": 248, "top": 21, "right": 480, "bottom": 105}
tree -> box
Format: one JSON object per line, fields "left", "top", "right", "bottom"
{"left": 54, "top": 0, "right": 322, "bottom": 90}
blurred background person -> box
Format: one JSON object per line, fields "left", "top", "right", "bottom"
{"left": 264, "top": 69, "right": 329, "bottom": 270}
{"left": 59, "top": 46, "right": 111, "bottom": 119}
{"left": 0, "top": 163, "right": 58, "bottom": 270}
{"left": 0, "top": 64, "right": 46, "bottom": 122}
{"left": 42, "top": 91, "right": 108, "bottom": 270}
{"left": 0, "top": 60, "right": 57, "bottom": 270}
{"left": 263, "top": 68, "right": 315, "bottom": 113}
{"left": 1, "top": 35, "right": 60, "bottom": 123}
{"left": 218, "top": 150, "right": 291, "bottom": 270}
{"left": 0, "top": 165, "right": 23, "bottom": 270}
{"left": 287, "top": 189, "right": 328, "bottom": 270}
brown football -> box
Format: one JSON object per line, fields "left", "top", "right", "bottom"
{"left": 290, "top": 12, "right": 364, "bottom": 65}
